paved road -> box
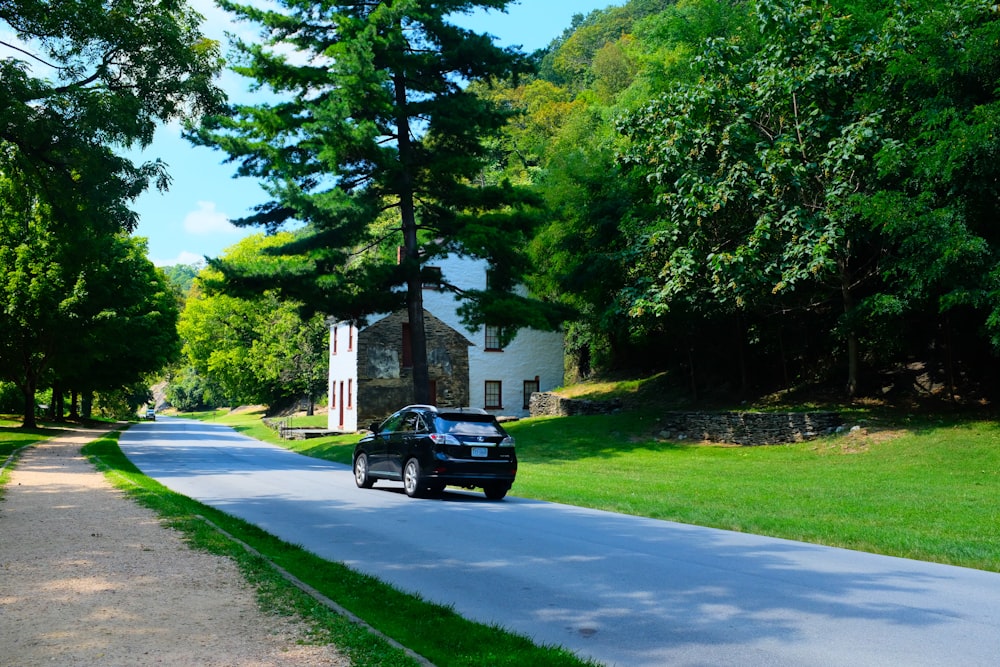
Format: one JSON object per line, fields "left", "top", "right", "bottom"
{"left": 119, "top": 417, "right": 1000, "bottom": 667}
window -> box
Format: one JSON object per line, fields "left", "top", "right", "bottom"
{"left": 348, "top": 379, "right": 353, "bottom": 408}
{"left": 401, "top": 412, "right": 420, "bottom": 432}
{"left": 380, "top": 412, "right": 404, "bottom": 434}
{"left": 485, "top": 325, "right": 503, "bottom": 351}
{"left": 348, "top": 325, "right": 353, "bottom": 351}
{"left": 402, "top": 323, "right": 412, "bottom": 368}
{"left": 523, "top": 378, "right": 540, "bottom": 410}
{"left": 332, "top": 326, "right": 338, "bottom": 355}
{"left": 485, "top": 381, "right": 502, "bottom": 409}
{"left": 422, "top": 266, "right": 442, "bottom": 289}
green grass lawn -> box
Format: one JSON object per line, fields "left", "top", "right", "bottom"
{"left": 186, "top": 405, "right": 1000, "bottom": 573}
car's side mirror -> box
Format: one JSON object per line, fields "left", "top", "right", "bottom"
{"left": 368, "top": 422, "right": 381, "bottom": 434}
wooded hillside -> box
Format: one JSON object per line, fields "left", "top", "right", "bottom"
{"left": 487, "top": 0, "right": 1000, "bottom": 403}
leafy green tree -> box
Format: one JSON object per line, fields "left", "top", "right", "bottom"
{"left": 162, "top": 262, "right": 203, "bottom": 309}
{"left": 0, "top": 177, "right": 180, "bottom": 425}
{"left": 178, "top": 234, "right": 329, "bottom": 409}
{"left": 616, "top": 0, "right": 1000, "bottom": 395}
{"left": 0, "top": 186, "right": 68, "bottom": 426}
{"left": 53, "top": 236, "right": 182, "bottom": 420}
{"left": 0, "top": 0, "right": 224, "bottom": 425}
{"left": 191, "top": 0, "right": 557, "bottom": 404}
{"left": 500, "top": 0, "right": 748, "bottom": 376}
{"left": 619, "top": 0, "right": 897, "bottom": 394}
{"left": 164, "top": 365, "right": 225, "bottom": 412}
{"left": 1, "top": 0, "right": 224, "bottom": 229}
{"left": 865, "top": 0, "right": 1000, "bottom": 344}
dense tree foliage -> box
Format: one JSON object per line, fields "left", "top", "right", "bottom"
{"left": 191, "top": 0, "right": 564, "bottom": 405}
{"left": 487, "top": 0, "right": 1000, "bottom": 400}
{"left": 0, "top": 0, "right": 223, "bottom": 424}
{"left": 0, "top": 178, "right": 180, "bottom": 424}
{"left": 177, "top": 234, "right": 329, "bottom": 410}
{"left": 161, "top": 262, "right": 203, "bottom": 309}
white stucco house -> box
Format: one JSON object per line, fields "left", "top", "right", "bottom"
{"left": 328, "top": 254, "right": 564, "bottom": 432}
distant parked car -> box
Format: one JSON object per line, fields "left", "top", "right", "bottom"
{"left": 353, "top": 405, "right": 517, "bottom": 500}
{"left": 145, "top": 408, "right": 155, "bottom": 421}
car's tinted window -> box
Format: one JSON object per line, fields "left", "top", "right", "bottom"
{"left": 435, "top": 417, "right": 504, "bottom": 437}
{"left": 400, "top": 411, "right": 429, "bottom": 433}
{"left": 380, "top": 412, "right": 404, "bottom": 434}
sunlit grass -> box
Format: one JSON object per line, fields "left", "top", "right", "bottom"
{"left": 0, "top": 418, "right": 61, "bottom": 458}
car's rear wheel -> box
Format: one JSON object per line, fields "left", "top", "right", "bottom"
{"left": 403, "top": 458, "right": 424, "bottom": 498}
{"left": 354, "top": 453, "right": 374, "bottom": 489}
{"left": 483, "top": 483, "right": 510, "bottom": 500}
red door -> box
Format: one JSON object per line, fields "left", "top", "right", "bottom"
{"left": 338, "top": 382, "right": 345, "bottom": 429}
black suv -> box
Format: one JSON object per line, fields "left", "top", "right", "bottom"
{"left": 353, "top": 405, "right": 517, "bottom": 500}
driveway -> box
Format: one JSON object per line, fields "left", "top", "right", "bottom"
{"left": 119, "top": 417, "right": 1000, "bottom": 667}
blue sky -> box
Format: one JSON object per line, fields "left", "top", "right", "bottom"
{"left": 134, "top": 0, "right": 625, "bottom": 267}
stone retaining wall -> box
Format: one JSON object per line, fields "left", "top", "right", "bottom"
{"left": 657, "top": 411, "right": 842, "bottom": 446}
{"left": 529, "top": 392, "right": 841, "bottom": 446}
{"left": 529, "top": 392, "right": 623, "bottom": 417}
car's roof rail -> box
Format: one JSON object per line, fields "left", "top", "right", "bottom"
{"left": 401, "top": 405, "right": 490, "bottom": 416}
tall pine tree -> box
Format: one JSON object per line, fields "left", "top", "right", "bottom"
{"left": 192, "top": 0, "right": 559, "bottom": 404}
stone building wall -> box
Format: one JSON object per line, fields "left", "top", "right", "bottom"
{"left": 357, "top": 310, "right": 472, "bottom": 423}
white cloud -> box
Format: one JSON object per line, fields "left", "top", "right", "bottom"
{"left": 151, "top": 251, "right": 207, "bottom": 268}
{"left": 183, "top": 200, "right": 238, "bottom": 235}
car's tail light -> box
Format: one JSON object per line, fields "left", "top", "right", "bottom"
{"left": 429, "top": 433, "right": 461, "bottom": 445}
{"left": 500, "top": 435, "right": 515, "bottom": 447}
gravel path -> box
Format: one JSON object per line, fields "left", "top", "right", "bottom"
{"left": 0, "top": 425, "right": 349, "bottom": 667}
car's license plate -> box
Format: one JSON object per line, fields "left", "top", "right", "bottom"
{"left": 471, "top": 447, "right": 488, "bottom": 458}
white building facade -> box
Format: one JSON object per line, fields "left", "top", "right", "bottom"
{"left": 327, "top": 320, "right": 360, "bottom": 433}
{"left": 328, "top": 254, "right": 564, "bottom": 432}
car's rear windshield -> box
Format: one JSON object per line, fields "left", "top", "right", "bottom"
{"left": 435, "top": 416, "right": 505, "bottom": 437}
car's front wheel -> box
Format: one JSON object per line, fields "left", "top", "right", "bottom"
{"left": 354, "top": 453, "right": 374, "bottom": 489}
{"left": 403, "top": 458, "right": 424, "bottom": 498}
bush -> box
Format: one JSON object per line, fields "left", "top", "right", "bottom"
{"left": 0, "top": 382, "right": 22, "bottom": 413}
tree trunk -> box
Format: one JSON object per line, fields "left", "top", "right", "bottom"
{"left": 82, "top": 391, "right": 93, "bottom": 420}
{"left": 20, "top": 377, "right": 37, "bottom": 429}
{"left": 394, "top": 68, "right": 431, "bottom": 405}
{"left": 51, "top": 380, "right": 64, "bottom": 421}
{"left": 688, "top": 346, "right": 698, "bottom": 402}
{"left": 69, "top": 390, "right": 80, "bottom": 420}
{"left": 735, "top": 313, "right": 748, "bottom": 395}
{"left": 839, "top": 257, "right": 859, "bottom": 397}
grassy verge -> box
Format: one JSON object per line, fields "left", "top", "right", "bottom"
{"left": 183, "top": 404, "right": 1000, "bottom": 573}
{"left": 0, "top": 418, "right": 63, "bottom": 495}
{"left": 83, "top": 429, "right": 595, "bottom": 667}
